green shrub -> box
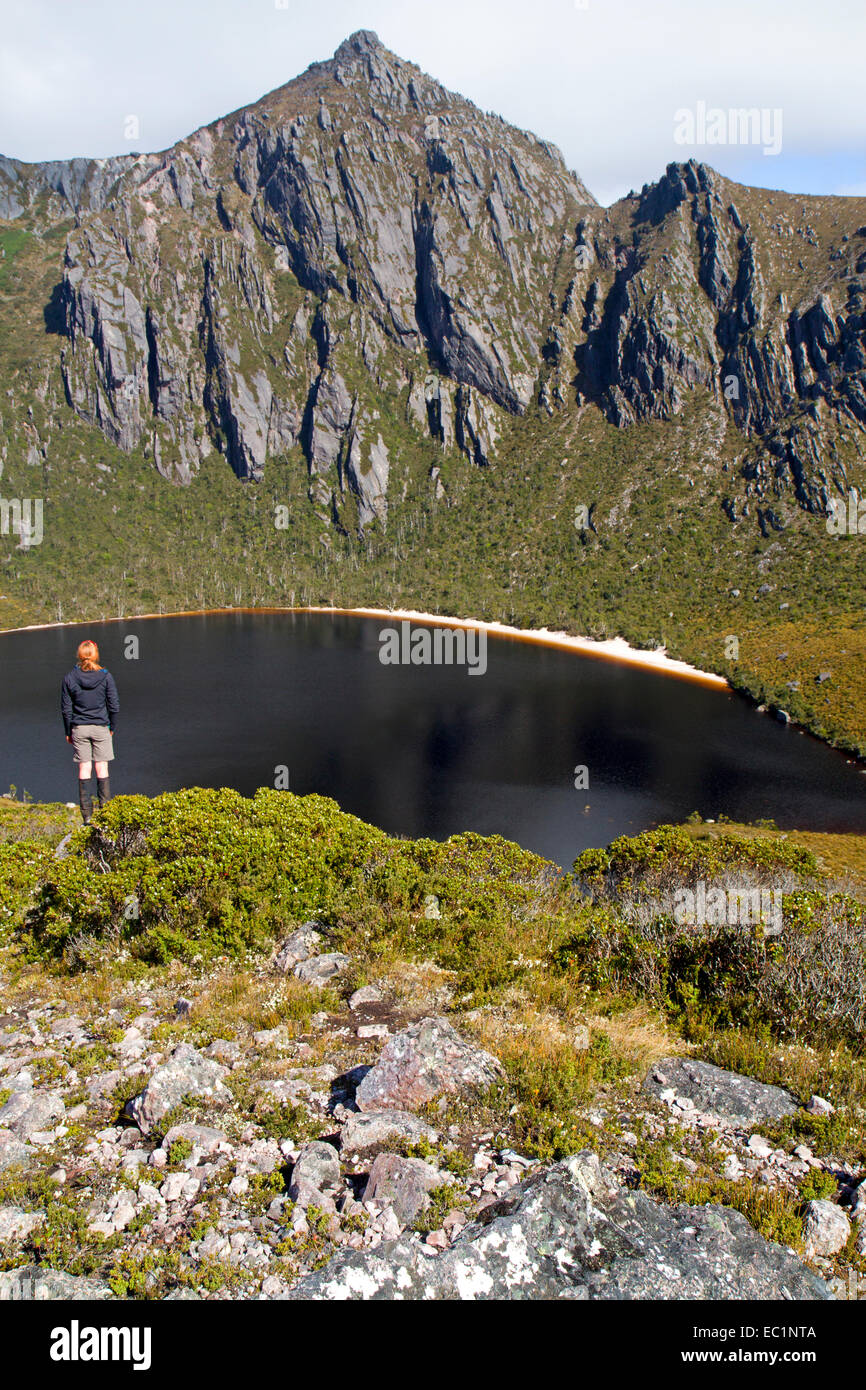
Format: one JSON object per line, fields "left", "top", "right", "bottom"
{"left": 21, "top": 788, "right": 572, "bottom": 986}
{"left": 0, "top": 842, "right": 56, "bottom": 941}
{"left": 566, "top": 828, "right": 865, "bottom": 1046}
{"left": 574, "top": 825, "right": 822, "bottom": 893}
{"left": 24, "top": 787, "right": 390, "bottom": 967}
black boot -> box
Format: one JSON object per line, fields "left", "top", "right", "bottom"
{"left": 78, "top": 779, "right": 93, "bottom": 824}
{"left": 96, "top": 776, "right": 111, "bottom": 810}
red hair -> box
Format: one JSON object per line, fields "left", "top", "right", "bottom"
{"left": 76, "top": 640, "right": 102, "bottom": 672}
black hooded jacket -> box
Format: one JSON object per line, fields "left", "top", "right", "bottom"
{"left": 61, "top": 667, "right": 120, "bottom": 736}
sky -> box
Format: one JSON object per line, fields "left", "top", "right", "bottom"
{"left": 1, "top": 0, "right": 864, "bottom": 206}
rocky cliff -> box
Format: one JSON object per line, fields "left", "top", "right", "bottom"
{"left": 1, "top": 31, "right": 595, "bottom": 532}
{"left": 4, "top": 29, "right": 863, "bottom": 536}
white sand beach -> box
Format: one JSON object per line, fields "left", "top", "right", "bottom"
{"left": 318, "top": 607, "right": 730, "bottom": 689}
{"left": 3, "top": 604, "right": 730, "bottom": 690}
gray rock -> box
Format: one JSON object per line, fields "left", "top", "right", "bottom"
{"left": 0, "top": 1205, "right": 43, "bottom": 1240}
{"left": 0, "top": 1089, "right": 65, "bottom": 1140}
{"left": 288, "top": 1177, "right": 336, "bottom": 1212}
{"left": 0, "top": 1265, "right": 112, "bottom": 1300}
{"left": 125, "top": 1044, "right": 228, "bottom": 1135}
{"left": 0, "top": 1130, "right": 33, "bottom": 1171}
{"left": 272, "top": 923, "right": 323, "bottom": 973}
{"left": 806, "top": 1094, "right": 834, "bottom": 1116}
{"left": 288, "top": 1151, "right": 832, "bottom": 1301}
{"left": 289, "top": 1140, "right": 341, "bottom": 1201}
{"left": 355, "top": 1017, "right": 504, "bottom": 1113}
{"left": 48, "top": 1015, "right": 87, "bottom": 1039}
{"left": 364, "top": 1154, "right": 441, "bottom": 1228}
{"left": 346, "top": 425, "right": 390, "bottom": 528}
{"left": 803, "top": 1200, "right": 850, "bottom": 1258}
{"left": 84, "top": 1069, "right": 122, "bottom": 1100}
{"left": 643, "top": 1059, "right": 798, "bottom": 1126}
{"left": 294, "top": 952, "right": 350, "bottom": 988}
{"left": 349, "top": 985, "right": 384, "bottom": 1010}
{"left": 161, "top": 1123, "right": 229, "bottom": 1156}
{"left": 204, "top": 1039, "right": 241, "bottom": 1064}
{"left": 340, "top": 1109, "right": 439, "bottom": 1157}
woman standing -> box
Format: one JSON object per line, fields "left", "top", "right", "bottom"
{"left": 60, "top": 639, "right": 120, "bottom": 824}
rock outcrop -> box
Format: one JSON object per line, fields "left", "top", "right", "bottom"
{"left": 125, "top": 1043, "right": 228, "bottom": 1135}
{"left": 0, "top": 1264, "right": 113, "bottom": 1301}
{"left": 287, "top": 1151, "right": 832, "bottom": 1300}
{"left": 643, "top": 1057, "right": 799, "bottom": 1126}
{"left": 354, "top": 1016, "right": 504, "bottom": 1112}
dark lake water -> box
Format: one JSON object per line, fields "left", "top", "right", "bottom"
{"left": 1, "top": 611, "right": 865, "bottom": 866}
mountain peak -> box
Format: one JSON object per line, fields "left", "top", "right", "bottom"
{"left": 332, "top": 30, "right": 384, "bottom": 63}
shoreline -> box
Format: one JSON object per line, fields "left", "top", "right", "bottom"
{"left": 0, "top": 603, "right": 729, "bottom": 689}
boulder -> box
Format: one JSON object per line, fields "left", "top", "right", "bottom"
{"left": 364, "top": 1154, "right": 441, "bottom": 1228}
{"left": 806, "top": 1095, "right": 834, "bottom": 1116}
{"left": 803, "top": 1200, "right": 850, "bottom": 1259}
{"left": 49, "top": 1015, "right": 87, "bottom": 1040}
{"left": 355, "top": 1017, "right": 504, "bottom": 1113}
{"left": 643, "top": 1059, "right": 798, "bottom": 1126}
{"left": 288, "top": 1151, "right": 833, "bottom": 1301}
{"left": 204, "top": 1039, "right": 241, "bottom": 1064}
{"left": 340, "top": 1109, "right": 439, "bottom": 1157}
{"left": 0, "top": 1130, "right": 33, "bottom": 1171}
{"left": 0, "top": 1265, "right": 112, "bottom": 1300}
{"left": 84, "top": 1069, "right": 122, "bottom": 1101}
{"left": 0, "top": 1205, "right": 43, "bottom": 1240}
{"left": 272, "top": 923, "right": 323, "bottom": 973}
{"left": 294, "top": 952, "right": 350, "bottom": 988}
{"left": 0, "top": 1089, "right": 65, "bottom": 1140}
{"left": 161, "top": 1123, "right": 229, "bottom": 1156}
{"left": 125, "top": 1044, "right": 228, "bottom": 1135}
{"left": 289, "top": 1141, "right": 341, "bottom": 1204}
{"left": 349, "top": 985, "right": 384, "bottom": 1009}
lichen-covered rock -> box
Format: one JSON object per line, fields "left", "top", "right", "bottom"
{"left": 355, "top": 1016, "right": 504, "bottom": 1113}
{"left": 0, "top": 1089, "right": 65, "bottom": 1140}
{"left": 287, "top": 1151, "right": 833, "bottom": 1300}
{"left": 340, "top": 1109, "right": 438, "bottom": 1157}
{"left": 272, "top": 923, "right": 323, "bottom": 973}
{"left": 643, "top": 1058, "right": 799, "bottom": 1126}
{"left": 125, "top": 1044, "right": 228, "bottom": 1135}
{"left": 803, "top": 1200, "right": 850, "bottom": 1259}
{"left": 0, "top": 1264, "right": 113, "bottom": 1301}
{"left": 0, "top": 1206, "right": 43, "bottom": 1241}
{"left": 294, "top": 952, "right": 350, "bottom": 988}
{"left": 161, "top": 1123, "right": 229, "bottom": 1157}
{"left": 289, "top": 1140, "right": 341, "bottom": 1204}
{"left": 363, "top": 1153, "right": 441, "bottom": 1228}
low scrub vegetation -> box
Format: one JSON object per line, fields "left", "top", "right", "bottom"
{"left": 4, "top": 791, "right": 863, "bottom": 1061}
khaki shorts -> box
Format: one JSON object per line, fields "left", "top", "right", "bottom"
{"left": 71, "top": 725, "right": 115, "bottom": 763}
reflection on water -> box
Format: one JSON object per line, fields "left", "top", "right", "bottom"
{"left": 0, "top": 611, "right": 864, "bottom": 866}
